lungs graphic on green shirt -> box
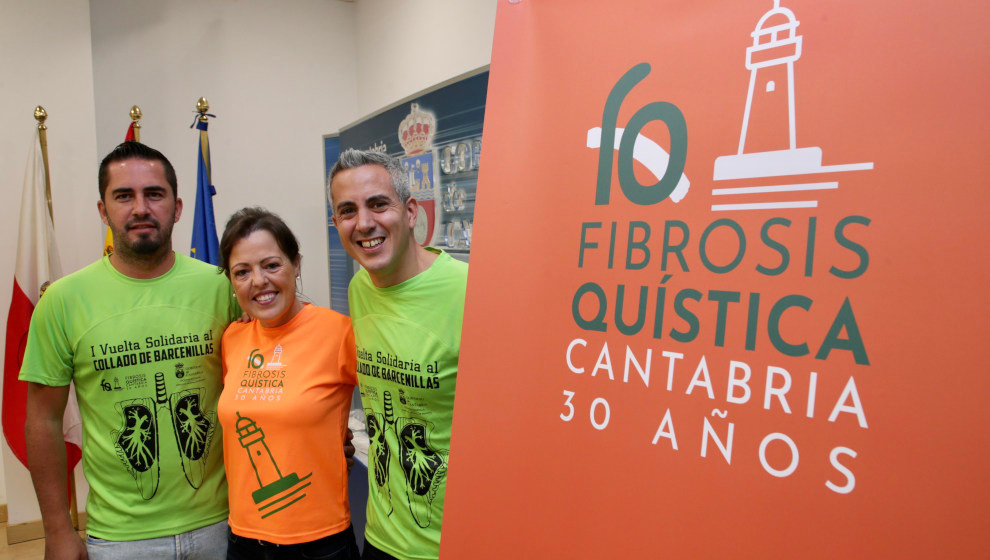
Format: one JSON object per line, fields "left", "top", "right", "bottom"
{"left": 111, "top": 372, "right": 216, "bottom": 499}
{"left": 366, "top": 390, "right": 447, "bottom": 528}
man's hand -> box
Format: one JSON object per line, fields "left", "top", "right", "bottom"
{"left": 43, "top": 525, "right": 87, "bottom": 560}
{"left": 344, "top": 427, "right": 355, "bottom": 470}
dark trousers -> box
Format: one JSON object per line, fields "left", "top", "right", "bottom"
{"left": 227, "top": 525, "right": 359, "bottom": 560}
{"left": 360, "top": 540, "right": 401, "bottom": 560}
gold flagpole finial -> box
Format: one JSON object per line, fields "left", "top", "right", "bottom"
{"left": 129, "top": 105, "right": 142, "bottom": 142}
{"left": 34, "top": 105, "right": 54, "bottom": 222}
{"left": 34, "top": 105, "right": 48, "bottom": 130}
{"left": 195, "top": 98, "right": 211, "bottom": 182}
{"left": 196, "top": 97, "right": 210, "bottom": 122}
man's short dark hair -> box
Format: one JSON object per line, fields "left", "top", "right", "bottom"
{"left": 98, "top": 141, "right": 178, "bottom": 201}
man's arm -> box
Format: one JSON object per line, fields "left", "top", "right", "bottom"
{"left": 25, "top": 382, "right": 87, "bottom": 560}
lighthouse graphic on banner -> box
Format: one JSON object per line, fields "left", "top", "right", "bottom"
{"left": 711, "top": 0, "right": 873, "bottom": 211}
{"left": 737, "top": 0, "right": 801, "bottom": 155}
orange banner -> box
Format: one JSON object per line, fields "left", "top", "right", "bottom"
{"left": 444, "top": 0, "right": 990, "bottom": 557}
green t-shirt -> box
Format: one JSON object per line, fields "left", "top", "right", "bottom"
{"left": 349, "top": 249, "right": 467, "bottom": 560}
{"left": 19, "top": 253, "right": 239, "bottom": 540}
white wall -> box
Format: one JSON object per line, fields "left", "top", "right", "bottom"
{"left": 0, "top": 0, "right": 100, "bottom": 524}
{"left": 353, "top": 0, "right": 497, "bottom": 120}
{"left": 89, "top": 0, "right": 359, "bottom": 308}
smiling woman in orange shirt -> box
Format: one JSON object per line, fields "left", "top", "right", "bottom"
{"left": 216, "top": 207, "right": 359, "bottom": 560}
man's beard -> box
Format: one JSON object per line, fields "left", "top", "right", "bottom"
{"left": 129, "top": 232, "right": 167, "bottom": 254}
{"left": 112, "top": 215, "right": 175, "bottom": 257}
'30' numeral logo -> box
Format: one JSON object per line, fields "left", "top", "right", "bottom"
{"left": 587, "top": 63, "right": 690, "bottom": 206}
{"left": 247, "top": 349, "right": 265, "bottom": 369}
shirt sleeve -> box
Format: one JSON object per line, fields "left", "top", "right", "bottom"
{"left": 18, "top": 283, "right": 74, "bottom": 387}
{"left": 338, "top": 318, "right": 358, "bottom": 386}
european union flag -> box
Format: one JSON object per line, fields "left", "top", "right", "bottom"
{"left": 191, "top": 119, "right": 219, "bottom": 264}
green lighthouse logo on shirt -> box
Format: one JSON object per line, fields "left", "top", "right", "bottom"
{"left": 233, "top": 412, "right": 312, "bottom": 517}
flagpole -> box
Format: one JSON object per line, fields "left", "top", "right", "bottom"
{"left": 129, "top": 105, "right": 142, "bottom": 142}
{"left": 33, "top": 106, "right": 53, "bottom": 223}
{"left": 190, "top": 97, "right": 220, "bottom": 264}
{"left": 196, "top": 97, "right": 211, "bottom": 185}
{"left": 33, "top": 105, "right": 80, "bottom": 530}
{"left": 68, "top": 474, "right": 79, "bottom": 531}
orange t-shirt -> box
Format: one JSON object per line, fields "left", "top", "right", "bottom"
{"left": 218, "top": 304, "right": 357, "bottom": 544}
